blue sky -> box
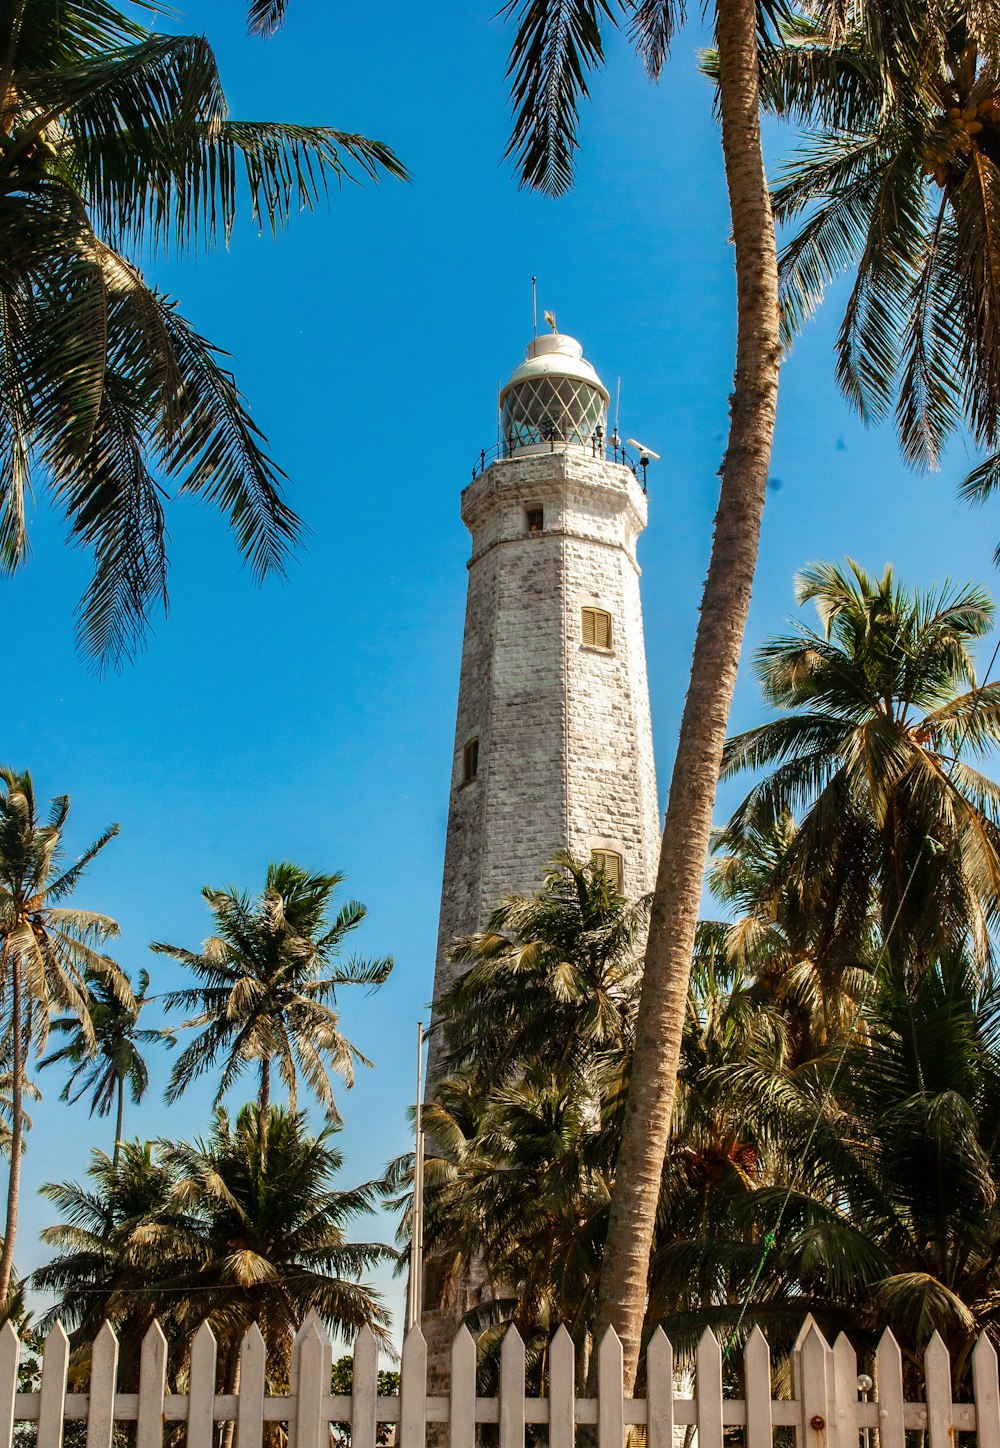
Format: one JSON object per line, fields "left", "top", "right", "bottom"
{"left": 7, "top": 0, "right": 1000, "bottom": 1338}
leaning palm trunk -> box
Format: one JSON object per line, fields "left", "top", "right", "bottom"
{"left": 592, "top": 0, "right": 781, "bottom": 1388}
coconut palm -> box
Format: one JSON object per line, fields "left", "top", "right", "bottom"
{"left": 434, "top": 852, "right": 647, "bottom": 1090}
{"left": 497, "top": 0, "right": 783, "bottom": 1380}
{"left": 720, "top": 560, "right": 1000, "bottom": 968}
{"left": 716, "top": 950, "right": 1000, "bottom": 1384}
{"left": 155, "top": 862, "right": 392, "bottom": 1121}
{"left": 163, "top": 1106, "right": 391, "bottom": 1381}
{"left": 0, "top": 767, "right": 129, "bottom": 1307}
{"left": 36, "top": 1109, "right": 391, "bottom": 1385}
{"left": 2, "top": 0, "right": 405, "bottom": 668}
{"left": 40, "top": 968, "right": 168, "bottom": 1167}
{"left": 33, "top": 1140, "right": 183, "bottom": 1372}
{"left": 757, "top": 0, "right": 1000, "bottom": 500}
{"left": 700, "top": 814, "right": 878, "bottom": 1066}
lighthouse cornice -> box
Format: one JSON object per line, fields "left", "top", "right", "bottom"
{"left": 461, "top": 451, "right": 648, "bottom": 536}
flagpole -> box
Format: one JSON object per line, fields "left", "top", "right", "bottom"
{"left": 407, "top": 1021, "right": 426, "bottom": 1329}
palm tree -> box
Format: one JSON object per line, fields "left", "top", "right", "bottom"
{"left": 720, "top": 559, "right": 1000, "bottom": 967}
{"left": 497, "top": 0, "right": 782, "bottom": 1382}
{"left": 759, "top": 0, "right": 1000, "bottom": 501}
{"left": 155, "top": 862, "right": 392, "bottom": 1121}
{"left": 2, "top": 1, "right": 406, "bottom": 668}
{"left": 434, "top": 852, "right": 647, "bottom": 1090}
{"left": 40, "top": 969, "right": 168, "bottom": 1167}
{"left": 700, "top": 813, "right": 878, "bottom": 1067}
{"left": 33, "top": 1140, "right": 183, "bottom": 1374}
{"left": 36, "top": 1109, "right": 391, "bottom": 1386}
{"left": 0, "top": 767, "right": 129, "bottom": 1307}
{"left": 716, "top": 950, "right": 1000, "bottom": 1385}
{"left": 164, "top": 1105, "right": 391, "bottom": 1381}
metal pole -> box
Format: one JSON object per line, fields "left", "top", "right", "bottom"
{"left": 531, "top": 275, "right": 537, "bottom": 337}
{"left": 407, "top": 1021, "right": 426, "bottom": 1329}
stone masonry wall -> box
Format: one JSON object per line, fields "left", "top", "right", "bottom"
{"left": 429, "top": 448, "right": 659, "bottom": 1063}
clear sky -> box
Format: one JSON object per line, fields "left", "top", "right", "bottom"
{"left": 7, "top": 0, "right": 1000, "bottom": 1341}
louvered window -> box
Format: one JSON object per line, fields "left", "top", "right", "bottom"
{"left": 581, "top": 607, "right": 612, "bottom": 650}
{"left": 591, "top": 850, "right": 623, "bottom": 892}
{"left": 463, "top": 738, "right": 479, "bottom": 783}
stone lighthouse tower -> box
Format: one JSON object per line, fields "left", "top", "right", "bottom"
{"left": 430, "top": 326, "right": 660, "bottom": 1024}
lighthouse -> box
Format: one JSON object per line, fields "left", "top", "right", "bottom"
{"left": 430, "top": 325, "right": 661, "bottom": 1034}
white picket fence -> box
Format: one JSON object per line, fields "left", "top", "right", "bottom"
{"left": 2, "top": 1313, "right": 998, "bottom": 1448}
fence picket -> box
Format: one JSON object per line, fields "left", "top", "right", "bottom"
{"left": 646, "top": 1329, "right": 673, "bottom": 1448}
{"left": 37, "top": 1324, "right": 69, "bottom": 1448}
{"left": 352, "top": 1325, "right": 379, "bottom": 1448}
{"left": 450, "top": 1326, "right": 476, "bottom": 1448}
{"left": 85, "top": 1323, "right": 118, "bottom": 1448}
{"left": 293, "top": 1319, "right": 329, "bottom": 1448}
{"left": 745, "top": 1325, "right": 772, "bottom": 1448}
{"left": 0, "top": 1321, "right": 19, "bottom": 1448}
{"left": 924, "top": 1333, "right": 952, "bottom": 1448}
{"left": 499, "top": 1327, "right": 526, "bottom": 1448}
{"left": 696, "top": 1329, "right": 723, "bottom": 1448}
{"left": 399, "top": 1325, "right": 427, "bottom": 1448}
{"left": 597, "top": 1328, "right": 624, "bottom": 1448}
{"left": 974, "top": 1334, "right": 1000, "bottom": 1448}
{"left": 874, "top": 1330, "right": 904, "bottom": 1448}
{"left": 136, "top": 1322, "right": 167, "bottom": 1448}
{"left": 800, "top": 1323, "right": 833, "bottom": 1448}
{"left": 549, "top": 1325, "right": 575, "bottom": 1448}
{"left": 235, "top": 1324, "right": 266, "bottom": 1448}
{"left": 186, "top": 1321, "right": 217, "bottom": 1448}
{"left": 833, "top": 1333, "right": 858, "bottom": 1448}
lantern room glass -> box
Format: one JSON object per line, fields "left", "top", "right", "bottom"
{"left": 502, "top": 376, "right": 607, "bottom": 452}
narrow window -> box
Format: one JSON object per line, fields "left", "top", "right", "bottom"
{"left": 463, "top": 738, "right": 479, "bottom": 783}
{"left": 591, "top": 850, "right": 623, "bottom": 892}
{"left": 526, "top": 507, "right": 544, "bottom": 534}
{"left": 581, "top": 606, "right": 612, "bottom": 650}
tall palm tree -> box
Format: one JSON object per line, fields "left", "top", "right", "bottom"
{"left": 720, "top": 559, "right": 1000, "bottom": 967}
{"left": 758, "top": 1, "right": 1000, "bottom": 501}
{"left": 40, "top": 968, "right": 168, "bottom": 1167}
{"left": 155, "top": 862, "right": 392, "bottom": 1120}
{"left": 497, "top": 0, "right": 783, "bottom": 1382}
{"left": 0, "top": 767, "right": 129, "bottom": 1307}
{"left": 2, "top": 0, "right": 406, "bottom": 668}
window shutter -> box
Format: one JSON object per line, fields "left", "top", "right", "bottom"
{"left": 581, "top": 607, "right": 612, "bottom": 649}
{"left": 591, "top": 850, "right": 623, "bottom": 891}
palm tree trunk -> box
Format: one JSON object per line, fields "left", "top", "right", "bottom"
{"left": 592, "top": 0, "right": 781, "bottom": 1390}
{"left": 113, "top": 1074, "right": 125, "bottom": 1170}
{"left": 0, "top": 953, "right": 25, "bottom": 1307}
{"left": 259, "top": 1057, "right": 270, "bottom": 1115}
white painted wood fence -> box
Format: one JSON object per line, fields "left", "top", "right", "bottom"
{"left": 3, "top": 1313, "right": 997, "bottom": 1448}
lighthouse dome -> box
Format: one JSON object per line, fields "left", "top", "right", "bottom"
{"left": 500, "top": 332, "right": 609, "bottom": 456}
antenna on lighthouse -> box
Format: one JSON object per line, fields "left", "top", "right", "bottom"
{"left": 612, "top": 377, "right": 622, "bottom": 456}
{"left": 531, "top": 276, "right": 538, "bottom": 337}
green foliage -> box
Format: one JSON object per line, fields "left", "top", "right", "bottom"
{"left": 0, "top": 1, "right": 406, "bottom": 668}
{"left": 35, "top": 1106, "right": 391, "bottom": 1385}
{"left": 40, "top": 967, "right": 170, "bottom": 1162}
{"left": 720, "top": 559, "right": 1000, "bottom": 969}
{"left": 758, "top": 0, "right": 1000, "bottom": 504}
